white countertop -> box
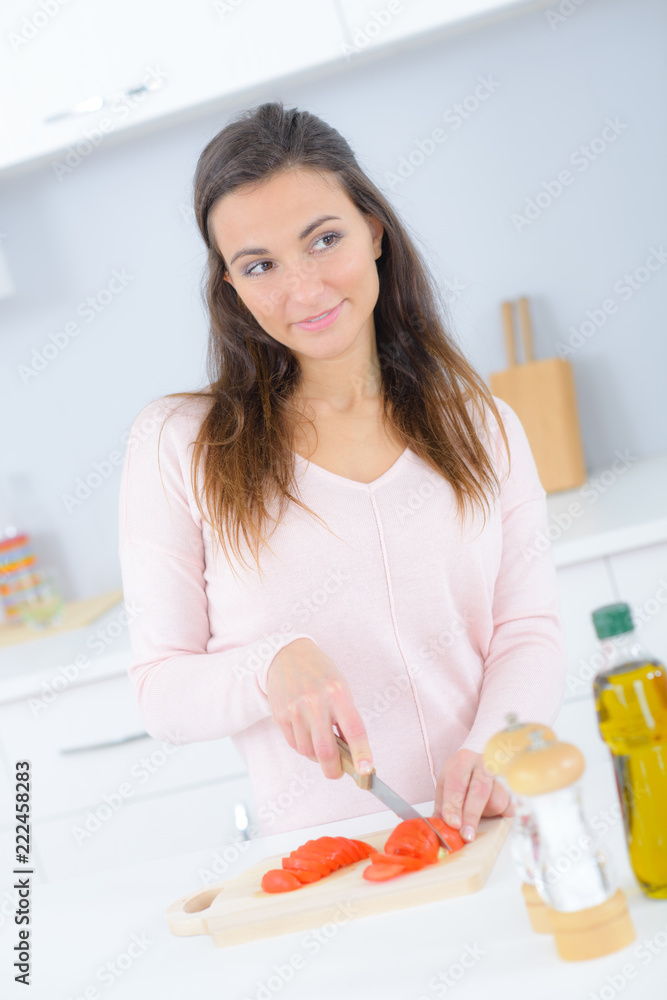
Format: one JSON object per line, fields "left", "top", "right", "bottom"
{"left": 10, "top": 780, "right": 667, "bottom": 1000}
{"left": 546, "top": 449, "right": 667, "bottom": 568}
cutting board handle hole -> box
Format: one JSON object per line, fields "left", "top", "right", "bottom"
{"left": 184, "top": 888, "right": 224, "bottom": 914}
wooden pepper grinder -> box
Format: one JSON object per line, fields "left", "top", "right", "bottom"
{"left": 505, "top": 730, "right": 636, "bottom": 961}
{"left": 483, "top": 713, "right": 556, "bottom": 933}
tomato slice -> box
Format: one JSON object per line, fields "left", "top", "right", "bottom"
{"left": 362, "top": 862, "right": 409, "bottom": 882}
{"left": 367, "top": 853, "right": 428, "bottom": 870}
{"left": 301, "top": 837, "right": 351, "bottom": 867}
{"left": 351, "top": 839, "right": 378, "bottom": 858}
{"left": 339, "top": 838, "right": 364, "bottom": 862}
{"left": 261, "top": 869, "right": 302, "bottom": 893}
{"left": 312, "top": 836, "right": 345, "bottom": 858}
{"left": 283, "top": 856, "right": 330, "bottom": 876}
{"left": 289, "top": 868, "right": 321, "bottom": 884}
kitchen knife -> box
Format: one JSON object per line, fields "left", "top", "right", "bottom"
{"left": 333, "top": 729, "right": 451, "bottom": 852}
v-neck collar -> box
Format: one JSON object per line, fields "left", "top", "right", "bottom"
{"left": 292, "top": 447, "right": 412, "bottom": 490}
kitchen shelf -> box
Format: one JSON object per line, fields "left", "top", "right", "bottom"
{"left": 0, "top": 588, "right": 124, "bottom": 649}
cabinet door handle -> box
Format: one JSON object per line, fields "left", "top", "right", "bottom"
{"left": 59, "top": 731, "right": 150, "bottom": 754}
{"left": 44, "top": 76, "right": 165, "bottom": 125}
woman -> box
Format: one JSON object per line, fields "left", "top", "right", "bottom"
{"left": 118, "top": 101, "right": 567, "bottom": 842}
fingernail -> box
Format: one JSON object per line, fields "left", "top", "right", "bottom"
{"left": 444, "top": 814, "right": 460, "bottom": 828}
{"left": 357, "top": 760, "right": 373, "bottom": 775}
{"left": 460, "top": 825, "right": 476, "bottom": 842}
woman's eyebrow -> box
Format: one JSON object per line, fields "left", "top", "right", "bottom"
{"left": 229, "top": 215, "right": 343, "bottom": 267}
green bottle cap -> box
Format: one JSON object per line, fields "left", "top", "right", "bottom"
{"left": 592, "top": 602, "right": 634, "bottom": 639}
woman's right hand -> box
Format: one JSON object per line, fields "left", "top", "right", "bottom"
{"left": 266, "top": 637, "right": 373, "bottom": 781}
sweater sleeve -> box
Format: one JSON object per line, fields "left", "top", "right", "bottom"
{"left": 459, "top": 398, "right": 567, "bottom": 754}
{"left": 117, "top": 397, "right": 315, "bottom": 745}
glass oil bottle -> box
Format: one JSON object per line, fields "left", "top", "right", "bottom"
{"left": 591, "top": 602, "right": 667, "bottom": 899}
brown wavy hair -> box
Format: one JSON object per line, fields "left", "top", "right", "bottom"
{"left": 158, "top": 100, "right": 510, "bottom": 580}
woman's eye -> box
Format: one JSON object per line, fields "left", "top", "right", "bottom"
{"left": 313, "top": 231, "right": 342, "bottom": 251}
{"left": 245, "top": 260, "right": 273, "bottom": 277}
{"left": 243, "top": 232, "right": 342, "bottom": 277}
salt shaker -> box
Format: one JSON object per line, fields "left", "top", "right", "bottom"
{"left": 505, "top": 731, "right": 635, "bottom": 961}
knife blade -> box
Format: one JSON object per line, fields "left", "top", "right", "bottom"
{"left": 333, "top": 731, "right": 451, "bottom": 852}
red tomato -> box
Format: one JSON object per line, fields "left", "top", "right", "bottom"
{"left": 261, "top": 869, "right": 302, "bottom": 893}
{"left": 289, "top": 869, "right": 321, "bottom": 884}
{"left": 367, "top": 853, "right": 428, "bottom": 870}
{"left": 362, "top": 863, "right": 410, "bottom": 882}
{"left": 428, "top": 817, "right": 466, "bottom": 853}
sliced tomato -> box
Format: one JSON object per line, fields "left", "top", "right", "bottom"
{"left": 351, "top": 839, "right": 378, "bottom": 858}
{"left": 283, "top": 856, "right": 330, "bottom": 876}
{"left": 362, "top": 862, "right": 410, "bottom": 882}
{"left": 339, "top": 837, "right": 364, "bottom": 865}
{"left": 385, "top": 820, "right": 440, "bottom": 863}
{"left": 288, "top": 848, "right": 336, "bottom": 866}
{"left": 289, "top": 868, "right": 321, "bottom": 884}
{"left": 367, "top": 853, "right": 428, "bottom": 870}
{"left": 301, "top": 837, "right": 351, "bottom": 867}
{"left": 261, "top": 869, "right": 302, "bottom": 893}
{"left": 312, "top": 836, "right": 345, "bottom": 859}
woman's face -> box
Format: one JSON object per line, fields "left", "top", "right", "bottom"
{"left": 210, "top": 167, "right": 384, "bottom": 365}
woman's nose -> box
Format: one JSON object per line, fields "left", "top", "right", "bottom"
{"left": 283, "top": 257, "right": 325, "bottom": 303}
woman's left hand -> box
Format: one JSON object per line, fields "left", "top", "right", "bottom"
{"left": 433, "top": 748, "right": 513, "bottom": 842}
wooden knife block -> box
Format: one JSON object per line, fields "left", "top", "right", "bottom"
{"left": 490, "top": 300, "right": 587, "bottom": 494}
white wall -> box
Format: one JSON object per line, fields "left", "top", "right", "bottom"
{"left": 0, "top": 0, "right": 664, "bottom": 601}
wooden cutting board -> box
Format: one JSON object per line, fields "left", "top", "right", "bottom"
{"left": 166, "top": 816, "right": 511, "bottom": 948}
{"left": 490, "top": 298, "right": 587, "bottom": 494}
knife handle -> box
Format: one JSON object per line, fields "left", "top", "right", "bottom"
{"left": 334, "top": 736, "right": 373, "bottom": 790}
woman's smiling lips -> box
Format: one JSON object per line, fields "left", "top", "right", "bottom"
{"left": 293, "top": 300, "right": 344, "bottom": 331}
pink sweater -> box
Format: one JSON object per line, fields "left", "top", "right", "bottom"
{"left": 118, "top": 393, "right": 566, "bottom": 836}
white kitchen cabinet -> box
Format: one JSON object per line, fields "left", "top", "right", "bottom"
{"left": 339, "top": 0, "right": 538, "bottom": 57}
{"left": 554, "top": 556, "right": 617, "bottom": 703}
{"left": 31, "top": 773, "right": 259, "bottom": 883}
{"left": 0, "top": 0, "right": 347, "bottom": 177}
{"left": 0, "top": 671, "right": 250, "bottom": 821}
{"left": 0, "top": 0, "right": 551, "bottom": 177}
